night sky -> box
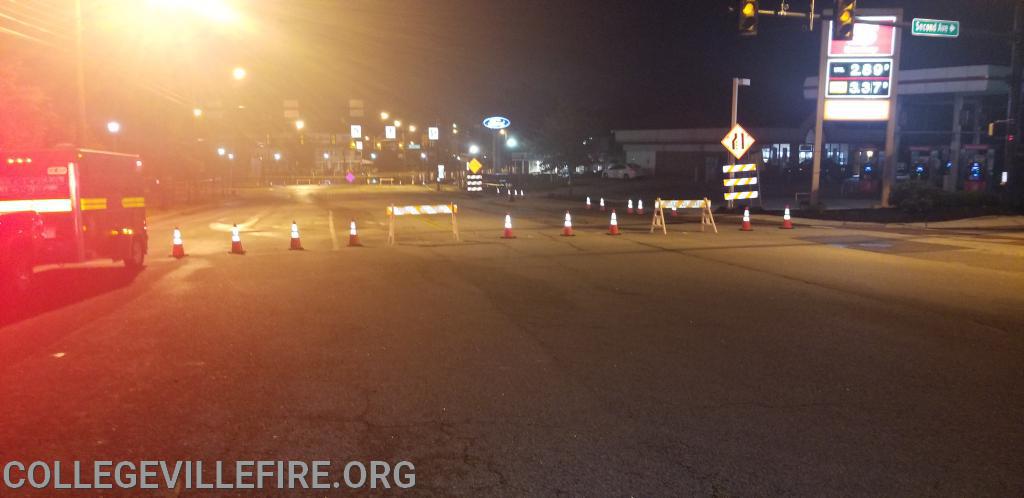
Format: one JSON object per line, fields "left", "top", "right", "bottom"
{"left": 2, "top": 0, "right": 1019, "bottom": 138}
{"left": 243, "top": 0, "right": 1015, "bottom": 135}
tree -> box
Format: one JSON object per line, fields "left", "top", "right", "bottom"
{"left": 536, "top": 100, "right": 592, "bottom": 173}
{"left": 0, "top": 63, "right": 68, "bottom": 149}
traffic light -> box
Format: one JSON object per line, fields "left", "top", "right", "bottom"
{"left": 833, "top": 0, "right": 856, "bottom": 40}
{"left": 737, "top": 0, "right": 758, "bottom": 36}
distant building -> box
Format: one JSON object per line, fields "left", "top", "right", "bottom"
{"left": 614, "top": 65, "right": 1010, "bottom": 193}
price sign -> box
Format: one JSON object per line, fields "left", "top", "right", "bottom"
{"left": 826, "top": 59, "right": 893, "bottom": 99}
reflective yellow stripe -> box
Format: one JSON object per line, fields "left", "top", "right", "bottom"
{"left": 121, "top": 196, "right": 145, "bottom": 208}
{"left": 0, "top": 199, "right": 73, "bottom": 213}
{"left": 80, "top": 198, "right": 107, "bottom": 210}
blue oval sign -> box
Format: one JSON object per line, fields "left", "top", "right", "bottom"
{"left": 482, "top": 116, "right": 511, "bottom": 130}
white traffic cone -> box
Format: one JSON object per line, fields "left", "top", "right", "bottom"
{"left": 562, "top": 211, "right": 575, "bottom": 236}
{"left": 289, "top": 221, "right": 304, "bottom": 250}
{"left": 502, "top": 213, "right": 516, "bottom": 239}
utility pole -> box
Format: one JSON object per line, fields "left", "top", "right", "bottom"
{"left": 729, "top": 77, "right": 750, "bottom": 208}
{"left": 74, "top": 0, "right": 88, "bottom": 146}
{"left": 1007, "top": 0, "right": 1024, "bottom": 204}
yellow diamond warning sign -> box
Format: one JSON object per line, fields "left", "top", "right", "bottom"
{"left": 721, "top": 124, "right": 756, "bottom": 160}
{"left": 467, "top": 158, "right": 484, "bottom": 174}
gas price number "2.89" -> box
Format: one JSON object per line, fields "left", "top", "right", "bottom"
{"left": 826, "top": 58, "right": 894, "bottom": 99}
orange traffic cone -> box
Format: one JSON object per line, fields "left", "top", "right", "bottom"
{"left": 289, "top": 221, "right": 304, "bottom": 250}
{"left": 781, "top": 205, "right": 794, "bottom": 229}
{"left": 586, "top": 196, "right": 592, "bottom": 210}
{"left": 230, "top": 224, "right": 246, "bottom": 254}
{"left": 637, "top": 199, "right": 645, "bottom": 215}
{"left": 502, "top": 213, "right": 516, "bottom": 239}
{"left": 741, "top": 207, "right": 753, "bottom": 231}
{"left": 348, "top": 219, "right": 362, "bottom": 247}
{"left": 608, "top": 210, "right": 621, "bottom": 236}
{"left": 561, "top": 211, "right": 575, "bottom": 236}
{"left": 171, "top": 227, "right": 186, "bottom": 258}
{"left": 599, "top": 197, "right": 606, "bottom": 211}
{"left": 627, "top": 199, "right": 634, "bottom": 214}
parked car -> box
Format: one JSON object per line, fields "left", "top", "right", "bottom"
{"left": 602, "top": 163, "right": 645, "bottom": 180}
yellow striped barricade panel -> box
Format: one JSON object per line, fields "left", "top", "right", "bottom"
{"left": 721, "top": 164, "right": 757, "bottom": 174}
{"left": 722, "top": 177, "right": 758, "bottom": 187}
{"left": 723, "top": 191, "right": 760, "bottom": 201}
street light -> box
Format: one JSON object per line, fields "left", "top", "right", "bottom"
{"left": 294, "top": 119, "right": 305, "bottom": 131}
{"left": 506, "top": 137, "right": 518, "bottom": 148}
{"left": 227, "top": 153, "right": 235, "bottom": 160}
{"left": 273, "top": 152, "right": 281, "bottom": 161}
{"left": 409, "top": 125, "right": 417, "bottom": 133}
{"left": 217, "top": 147, "right": 226, "bottom": 156}
{"left": 192, "top": 108, "right": 203, "bottom": 118}
{"left": 232, "top": 66, "right": 247, "bottom": 80}
{"left": 380, "top": 111, "right": 389, "bottom": 120}
{"left": 469, "top": 144, "right": 480, "bottom": 155}
{"left": 393, "top": 120, "right": 401, "bottom": 128}
{"left": 370, "top": 152, "right": 377, "bottom": 160}
{"left": 106, "top": 120, "right": 121, "bottom": 134}
{"left": 323, "top": 152, "right": 330, "bottom": 160}
{"left": 420, "top": 152, "right": 427, "bottom": 160}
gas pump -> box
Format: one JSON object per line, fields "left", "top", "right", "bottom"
{"left": 961, "top": 145, "right": 995, "bottom": 192}
{"left": 855, "top": 148, "right": 879, "bottom": 193}
{"left": 908, "top": 147, "right": 944, "bottom": 186}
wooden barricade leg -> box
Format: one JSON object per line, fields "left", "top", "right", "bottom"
{"left": 704, "top": 198, "right": 718, "bottom": 234}
{"left": 650, "top": 198, "right": 667, "bottom": 234}
{"left": 387, "top": 206, "right": 396, "bottom": 246}
{"left": 451, "top": 203, "right": 460, "bottom": 242}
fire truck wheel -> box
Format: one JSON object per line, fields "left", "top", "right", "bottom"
{"left": 4, "top": 250, "right": 33, "bottom": 296}
{"left": 124, "top": 236, "right": 146, "bottom": 271}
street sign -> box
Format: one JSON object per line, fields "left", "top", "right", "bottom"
{"left": 467, "top": 158, "right": 483, "bottom": 174}
{"left": 350, "top": 124, "right": 362, "bottom": 138}
{"left": 721, "top": 124, "right": 756, "bottom": 159}
{"left": 385, "top": 125, "right": 396, "bottom": 139}
{"left": 912, "top": 18, "right": 959, "bottom": 38}
{"left": 428, "top": 127, "right": 439, "bottom": 141}
{"left": 437, "top": 164, "right": 445, "bottom": 180}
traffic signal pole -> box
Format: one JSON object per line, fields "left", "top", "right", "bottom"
{"left": 1007, "top": 0, "right": 1024, "bottom": 204}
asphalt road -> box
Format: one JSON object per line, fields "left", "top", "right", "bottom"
{"left": 1, "top": 185, "right": 1022, "bottom": 496}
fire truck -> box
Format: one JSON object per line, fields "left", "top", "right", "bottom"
{"left": 0, "top": 148, "right": 148, "bottom": 296}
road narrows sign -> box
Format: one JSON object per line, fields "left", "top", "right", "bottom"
{"left": 721, "top": 124, "right": 756, "bottom": 160}
{"left": 467, "top": 158, "right": 483, "bottom": 174}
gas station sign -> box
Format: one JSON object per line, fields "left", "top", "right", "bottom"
{"left": 826, "top": 59, "right": 893, "bottom": 99}
{"left": 824, "top": 16, "right": 898, "bottom": 122}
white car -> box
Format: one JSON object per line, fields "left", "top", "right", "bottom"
{"left": 602, "top": 164, "right": 644, "bottom": 180}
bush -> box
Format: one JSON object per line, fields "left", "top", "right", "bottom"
{"left": 890, "top": 181, "right": 1001, "bottom": 213}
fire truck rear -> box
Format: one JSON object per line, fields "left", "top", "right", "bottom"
{"left": 0, "top": 148, "right": 148, "bottom": 296}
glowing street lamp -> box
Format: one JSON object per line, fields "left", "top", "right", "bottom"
{"left": 468, "top": 144, "right": 480, "bottom": 155}
{"left": 273, "top": 152, "right": 282, "bottom": 161}
{"left": 506, "top": 137, "right": 518, "bottom": 148}
{"left": 380, "top": 111, "right": 389, "bottom": 120}
{"left": 294, "top": 119, "right": 305, "bottom": 131}
{"left": 106, "top": 120, "right": 121, "bottom": 134}
{"left": 393, "top": 120, "right": 401, "bottom": 128}
{"left": 420, "top": 152, "right": 427, "bottom": 160}
{"left": 232, "top": 66, "right": 247, "bottom": 80}
{"left": 323, "top": 152, "right": 330, "bottom": 160}
{"left": 192, "top": 108, "right": 203, "bottom": 118}
{"left": 217, "top": 147, "right": 226, "bottom": 156}
{"left": 227, "top": 153, "right": 235, "bottom": 160}
{"left": 409, "top": 125, "right": 417, "bottom": 133}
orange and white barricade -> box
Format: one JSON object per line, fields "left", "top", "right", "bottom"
{"left": 650, "top": 198, "right": 717, "bottom": 234}
{"left": 386, "top": 203, "right": 459, "bottom": 246}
